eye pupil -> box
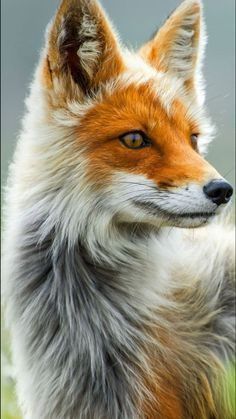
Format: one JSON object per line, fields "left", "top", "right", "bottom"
{"left": 191, "top": 133, "right": 199, "bottom": 142}
{"left": 191, "top": 133, "right": 199, "bottom": 150}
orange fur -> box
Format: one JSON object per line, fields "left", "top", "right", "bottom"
{"left": 139, "top": 313, "right": 220, "bottom": 419}
{"left": 142, "top": 350, "right": 184, "bottom": 419}
{"left": 143, "top": 382, "right": 183, "bottom": 419}
{"left": 77, "top": 83, "right": 216, "bottom": 188}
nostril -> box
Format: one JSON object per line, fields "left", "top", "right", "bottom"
{"left": 203, "top": 180, "right": 233, "bottom": 206}
{"left": 225, "top": 187, "right": 233, "bottom": 199}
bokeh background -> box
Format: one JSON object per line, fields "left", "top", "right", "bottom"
{"left": 1, "top": 1, "right": 235, "bottom": 418}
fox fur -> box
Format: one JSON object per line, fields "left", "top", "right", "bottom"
{"left": 3, "top": 0, "right": 235, "bottom": 418}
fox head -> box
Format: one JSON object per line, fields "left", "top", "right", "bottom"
{"left": 25, "top": 0, "right": 233, "bottom": 243}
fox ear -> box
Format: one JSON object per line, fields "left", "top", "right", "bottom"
{"left": 139, "top": 0, "right": 206, "bottom": 100}
{"left": 42, "top": 0, "right": 124, "bottom": 99}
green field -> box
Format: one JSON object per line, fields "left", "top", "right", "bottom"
{"left": 1, "top": 324, "right": 21, "bottom": 419}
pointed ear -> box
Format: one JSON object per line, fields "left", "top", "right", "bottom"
{"left": 139, "top": 0, "right": 206, "bottom": 99}
{"left": 41, "top": 0, "right": 124, "bottom": 100}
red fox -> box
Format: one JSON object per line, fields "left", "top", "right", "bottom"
{"left": 3, "top": 0, "right": 235, "bottom": 418}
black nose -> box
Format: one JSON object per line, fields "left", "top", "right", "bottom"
{"left": 203, "top": 180, "right": 233, "bottom": 206}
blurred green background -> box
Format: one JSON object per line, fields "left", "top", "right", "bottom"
{"left": 1, "top": 0, "right": 235, "bottom": 418}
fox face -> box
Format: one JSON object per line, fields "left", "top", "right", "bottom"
{"left": 35, "top": 0, "right": 233, "bottom": 237}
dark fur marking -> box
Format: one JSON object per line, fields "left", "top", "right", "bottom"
{"left": 57, "top": 8, "right": 104, "bottom": 95}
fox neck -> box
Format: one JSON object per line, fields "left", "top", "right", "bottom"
{"left": 15, "top": 215, "right": 168, "bottom": 418}
{"left": 6, "top": 191, "right": 227, "bottom": 418}
{"left": 23, "top": 217, "right": 220, "bottom": 419}
{"left": 82, "top": 218, "right": 155, "bottom": 270}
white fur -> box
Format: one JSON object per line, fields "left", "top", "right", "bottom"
{"left": 77, "top": 40, "right": 101, "bottom": 78}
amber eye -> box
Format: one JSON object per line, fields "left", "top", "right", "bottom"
{"left": 120, "top": 131, "right": 151, "bottom": 149}
{"left": 191, "top": 133, "right": 199, "bottom": 149}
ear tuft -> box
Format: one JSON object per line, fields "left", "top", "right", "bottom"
{"left": 75, "top": 13, "right": 100, "bottom": 79}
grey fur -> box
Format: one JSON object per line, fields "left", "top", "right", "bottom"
{"left": 6, "top": 221, "right": 147, "bottom": 419}
{"left": 4, "top": 215, "right": 235, "bottom": 418}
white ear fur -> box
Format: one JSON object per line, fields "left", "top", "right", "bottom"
{"left": 140, "top": 0, "right": 206, "bottom": 102}
{"left": 163, "top": 1, "right": 205, "bottom": 78}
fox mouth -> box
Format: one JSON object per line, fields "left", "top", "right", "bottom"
{"left": 134, "top": 200, "right": 216, "bottom": 222}
{"left": 166, "top": 211, "right": 215, "bottom": 219}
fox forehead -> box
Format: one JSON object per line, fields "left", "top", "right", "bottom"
{"left": 56, "top": 59, "right": 198, "bottom": 133}
{"left": 76, "top": 79, "right": 192, "bottom": 143}
{"left": 56, "top": 57, "right": 205, "bottom": 148}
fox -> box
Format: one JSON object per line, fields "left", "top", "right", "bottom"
{"left": 2, "top": 0, "right": 235, "bottom": 418}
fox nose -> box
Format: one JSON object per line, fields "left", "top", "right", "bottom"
{"left": 203, "top": 180, "right": 233, "bottom": 206}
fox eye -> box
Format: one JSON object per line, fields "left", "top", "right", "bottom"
{"left": 120, "top": 131, "right": 151, "bottom": 149}
{"left": 191, "top": 133, "right": 199, "bottom": 149}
